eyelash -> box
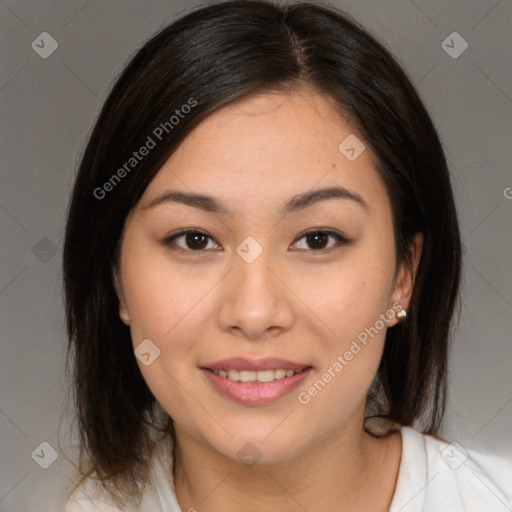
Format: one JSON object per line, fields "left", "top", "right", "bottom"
{"left": 162, "top": 228, "right": 350, "bottom": 255}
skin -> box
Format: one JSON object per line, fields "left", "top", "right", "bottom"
{"left": 114, "top": 89, "right": 423, "bottom": 512}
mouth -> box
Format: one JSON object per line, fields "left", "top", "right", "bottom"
{"left": 205, "top": 368, "right": 305, "bottom": 383}
{"left": 200, "top": 358, "right": 313, "bottom": 405}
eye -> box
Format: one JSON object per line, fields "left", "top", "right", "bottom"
{"left": 163, "top": 229, "right": 221, "bottom": 252}
{"left": 163, "top": 228, "right": 349, "bottom": 254}
{"left": 291, "top": 229, "right": 349, "bottom": 252}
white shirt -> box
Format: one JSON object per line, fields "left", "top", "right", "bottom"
{"left": 64, "top": 424, "right": 512, "bottom": 512}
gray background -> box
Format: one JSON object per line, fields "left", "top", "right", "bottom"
{"left": 0, "top": 0, "right": 511, "bottom": 510}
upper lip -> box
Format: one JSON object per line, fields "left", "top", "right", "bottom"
{"left": 201, "top": 357, "right": 311, "bottom": 372}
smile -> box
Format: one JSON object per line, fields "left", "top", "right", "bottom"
{"left": 201, "top": 361, "right": 313, "bottom": 405}
{"left": 211, "top": 368, "right": 302, "bottom": 382}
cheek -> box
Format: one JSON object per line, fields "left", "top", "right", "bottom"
{"left": 120, "top": 248, "right": 214, "bottom": 399}
{"left": 294, "top": 254, "right": 394, "bottom": 343}
{"left": 291, "top": 249, "right": 393, "bottom": 404}
{"left": 123, "top": 259, "right": 205, "bottom": 420}
{"left": 294, "top": 265, "right": 391, "bottom": 421}
{"left": 122, "top": 248, "right": 211, "bottom": 341}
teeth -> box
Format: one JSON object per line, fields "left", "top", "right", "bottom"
{"left": 240, "top": 370, "right": 256, "bottom": 383}
{"left": 228, "top": 370, "right": 240, "bottom": 381}
{"left": 212, "top": 368, "right": 302, "bottom": 382}
{"left": 255, "top": 370, "right": 275, "bottom": 383}
{"left": 274, "top": 369, "right": 286, "bottom": 380}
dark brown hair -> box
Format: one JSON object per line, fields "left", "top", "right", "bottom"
{"left": 62, "top": 0, "right": 461, "bottom": 504}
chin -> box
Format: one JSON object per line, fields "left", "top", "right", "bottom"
{"left": 209, "top": 432, "right": 311, "bottom": 467}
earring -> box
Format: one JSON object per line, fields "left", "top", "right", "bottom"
{"left": 122, "top": 313, "right": 130, "bottom": 324}
{"left": 397, "top": 309, "right": 407, "bottom": 320}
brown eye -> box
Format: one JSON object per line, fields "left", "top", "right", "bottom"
{"left": 306, "top": 232, "right": 329, "bottom": 250}
{"left": 183, "top": 232, "right": 209, "bottom": 250}
{"left": 164, "top": 229, "right": 220, "bottom": 252}
{"left": 292, "top": 230, "right": 349, "bottom": 252}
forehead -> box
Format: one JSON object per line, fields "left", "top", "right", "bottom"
{"left": 139, "top": 90, "right": 390, "bottom": 218}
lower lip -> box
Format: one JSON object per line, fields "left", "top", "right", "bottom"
{"left": 201, "top": 368, "right": 313, "bottom": 406}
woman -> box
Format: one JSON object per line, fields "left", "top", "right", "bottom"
{"left": 62, "top": 1, "right": 512, "bottom": 511}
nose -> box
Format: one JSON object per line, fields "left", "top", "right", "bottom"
{"left": 215, "top": 250, "right": 295, "bottom": 340}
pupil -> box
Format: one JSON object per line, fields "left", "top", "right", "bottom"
{"left": 309, "top": 232, "right": 327, "bottom": 249}
{"left": 187, "top": 233, "right": 207, "bottom": 250}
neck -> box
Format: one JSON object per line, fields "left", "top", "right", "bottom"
{"left": 172, "top": 414, "right": 401, "bottom": 512}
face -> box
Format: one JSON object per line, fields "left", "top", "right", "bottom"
{"left": 114, "top": 90, "right": 421, "bottom": 464}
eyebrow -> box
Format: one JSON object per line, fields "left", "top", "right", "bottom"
{"left": 142, "top": 186, "right": 368, "bottom": 216}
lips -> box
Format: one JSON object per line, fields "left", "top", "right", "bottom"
{"left": 200, "top": 357, "right": 313, "bottom": 405}
{"left": 201, "top": 357, "right": 310, "bottom": 372}
{"left": 211, "top": 368, "right": 301, "bottom": 383}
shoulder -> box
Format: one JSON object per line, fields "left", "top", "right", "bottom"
{"left": 63, "top": 477, "right": 131, "bottom": 512}
{"left": 63, "top": 434, "right": 180, "bottom": 512}
{"left": 423, "top": 432, "right": 512, "bottom": 508}
{"left": 391, "top": 425, "right": 512, "bottom": 512}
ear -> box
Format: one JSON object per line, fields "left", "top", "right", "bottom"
{"left": 112, "top": 266, "right": 130, "bottom": 325}
{"left": 389, "top": 232, "right": 423, "bottom": 324}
